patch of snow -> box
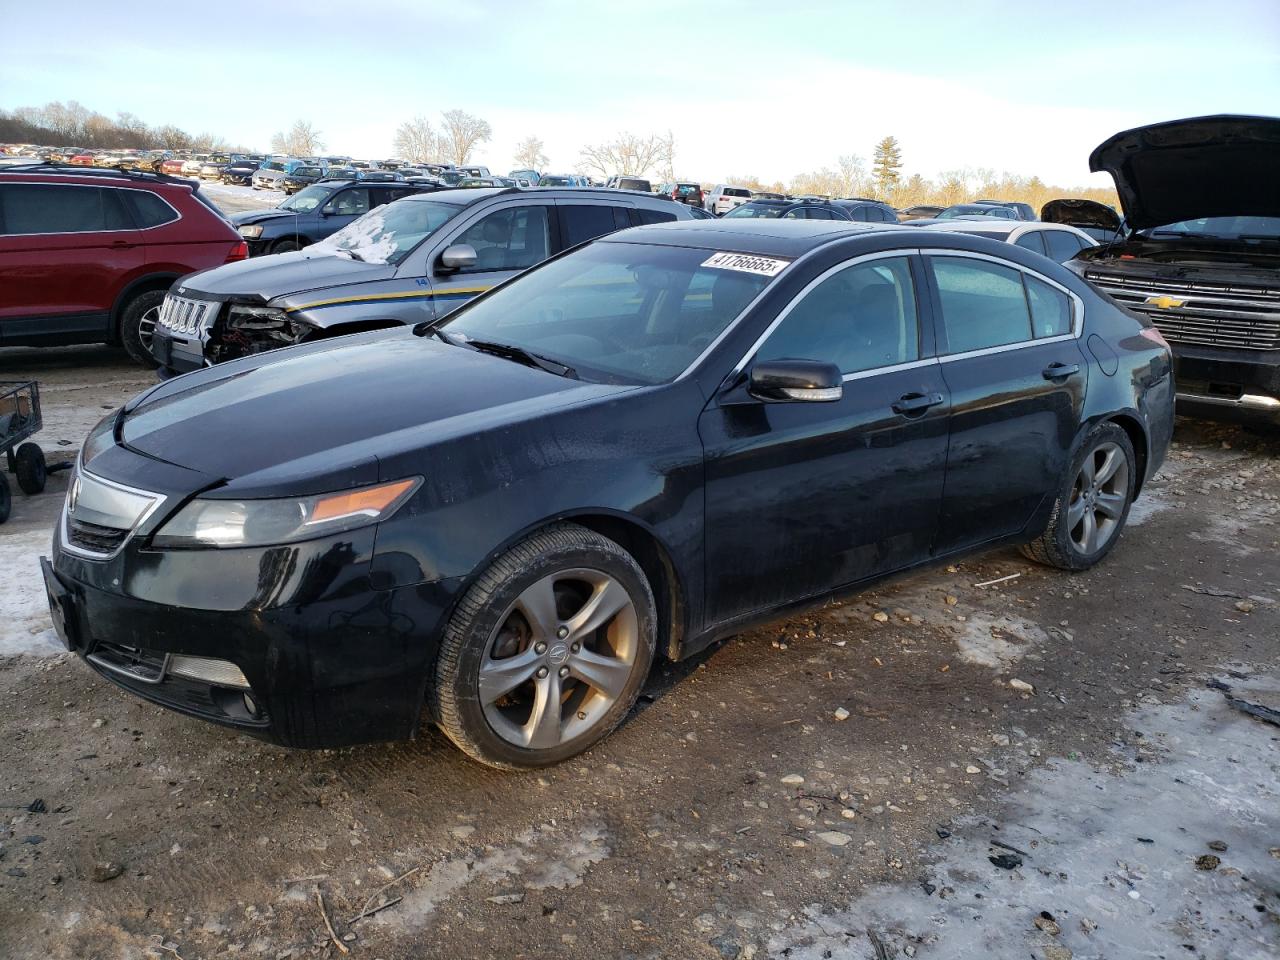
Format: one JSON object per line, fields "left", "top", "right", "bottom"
{"left": 0, "top": 528, "right": 61, "bottom": 656}
{"left": 1126, "top": 489, "right": 1171, "bottom": 526}
{"left": 768, "top": 674, "right": 1280, "bottom": 959}
{"left": 951, "top": 612, "right": 1048, "bottom": 670}
{"left": 312, "top": 210, "right": 397, "bottom": 264}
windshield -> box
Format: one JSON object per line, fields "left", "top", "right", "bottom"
{"left": 278, "top": 184, "right": 331, "bottom": 213}
{"left": 291, "top": 166, "right": 322, "bottom": 177}
{"left": 262, "top": 161, "right": 286, "bottom": 172}
{"left": 1142, "top": 216, "right": 1280, "bottom": 241}
{"left": 440, "top": 242, "right": 778, "bottom": 385}
{"left": 938, "top": 205, "right": 1014, "bottom": 219}
{"left": 540, "top": 176, "right": 574, "bottom": 186}
{"left": 312, "top": 199, "right": 457, "bottom": 265}
{"left": 724, "top": 202, "right": 785, "bottom": 219}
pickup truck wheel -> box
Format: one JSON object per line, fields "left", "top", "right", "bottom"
{"left": 119, "top": 289, "right": 165, "bottom": 367}
{"left": 0, "top": 473, "right": 10, "bottom": 523}
{"left": 272, "top": 238, "right": 303, "bottom": 254}
{"left": 14, "top": 443, "right": 46, "bottom": 495}
{"left": 431, "top": 523, "right": 656, "bottom": 769}
{"left": 1021, "top": 422, "right": 1135, "bottom": 571}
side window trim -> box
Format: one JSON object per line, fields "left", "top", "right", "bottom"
{"left": 919, "top": 248, "right": 1085, "bottom": 362}
{"left": 0, "top": 181, "right": 181, "bottom": 236}
{"left": 729, "top": 249, "right": 933, "bottom": 381}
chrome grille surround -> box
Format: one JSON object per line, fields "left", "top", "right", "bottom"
{"left": 1086, "top": 271, "right": 1280, "bottom": 351}
{"left": 157, "top": 294, "right": 219, "bottom": 337}
{"left": 60, "top": 464, "right": 167, "bottom": 561}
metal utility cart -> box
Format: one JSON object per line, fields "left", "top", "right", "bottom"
{"left": 0, "top": 380, "right": 49, "bottom": 523}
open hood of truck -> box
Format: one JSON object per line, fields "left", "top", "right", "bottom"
{"left": 1089, "top": 115, "right": 1280, "bottom": 230}
{"left": 1040, "top": 198, "right": 1122, "bottom": 231}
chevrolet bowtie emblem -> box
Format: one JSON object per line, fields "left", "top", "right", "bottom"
{"left": 1145, "top": 295, "right": 1186, "bottom": 310}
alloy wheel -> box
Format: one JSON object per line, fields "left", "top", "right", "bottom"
{"left": 1067, "top": 441, "right": 1129, "bottom": 555}
{"left": 138, "top": 304, "right": 160, "bottom": 352}
{"left": 479, "top": 568, "right": 639, "bottom": 749}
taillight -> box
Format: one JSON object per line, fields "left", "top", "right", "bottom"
{"left": 1140, "top": 326, "right": 1170, "bottom": 350}
{"left": 227, "top": 241, "right": 248, "bottom": 262}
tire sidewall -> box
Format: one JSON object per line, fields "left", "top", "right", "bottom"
{"left": 1053, "top": 422, "right": 1136, "bottom": 569}
{"left": 440, "top": 537, "right": 656, "bottom": 769}
{"left": 120, "top": 289, "right": 165, "bottom": 366}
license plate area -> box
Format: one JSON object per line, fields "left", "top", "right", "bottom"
{"left": 40, "top": 558, "right": 75, "bottom": 651}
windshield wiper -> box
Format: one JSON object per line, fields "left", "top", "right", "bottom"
{"left": 463, "top": 339, "right": 578, "bottom": 379}
{"left": 430, "top": 327, "right": 465, "bottom": 346}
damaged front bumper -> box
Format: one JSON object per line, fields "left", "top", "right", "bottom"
{"left": 151, "top": 298, "right": 314, "bottom": 376}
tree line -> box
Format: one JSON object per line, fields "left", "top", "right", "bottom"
{"left": 1, "top": 102, "right": 1117, "bottom": 209}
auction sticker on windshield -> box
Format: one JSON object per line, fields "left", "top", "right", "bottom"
{"left": 701, "top": 252, "right": 791, "bottom": 277}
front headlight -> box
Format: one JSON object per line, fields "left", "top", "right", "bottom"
{"left": 238, "top": 225, "right": 263, "bottom": 238}
{"left": 152, "top": 477, "right": 421, "bottom": 548}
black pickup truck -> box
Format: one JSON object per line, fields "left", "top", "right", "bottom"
{"left": 1070, "top": 115, "right": 1280, "bottom": 428}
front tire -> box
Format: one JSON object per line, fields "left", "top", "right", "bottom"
{"left": 1022, "top": 421, "right": 1136, "bottom": 571}
{"left": 272, "top": 238, "right": 303, "bottom": 254}
{"left": 431, "top": 523, "right": 657, "bottom": 769}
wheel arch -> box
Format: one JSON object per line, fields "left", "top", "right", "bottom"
{"left": 1097, "top": 411, "right": 1150, "bottom": 496}
{"left": 110, "top": 273, "right": 180, "bottom": 341}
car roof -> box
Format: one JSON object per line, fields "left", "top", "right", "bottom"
{"left": 597, "top": 219, "right": 910, "bottom": 257}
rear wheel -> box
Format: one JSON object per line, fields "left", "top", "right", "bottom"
{"left": 119, "top": 289, "right": 165, "bottom": 366}
{"left": 432, "top": 523, "right": 656, "bottom": 769}
{"left": 0, "top": 473, "right": 10, "bottom": 523}
{"left": 1022, "top": 421, "right": 1136, "bottom": 571}
{"left": 13, "top": 443, "right": 46, "bottom": 495}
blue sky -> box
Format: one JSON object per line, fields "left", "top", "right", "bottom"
{"left": 2, "top": 0, "right": 1277, "bottom": 185}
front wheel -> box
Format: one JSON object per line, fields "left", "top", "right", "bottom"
{"left": 431, "top": 523, "right": 657, "bottom": 769}
{"left": 1021, "top": 421, "right": 1136, "bottom": 571}
{"left": 272, "top": 238, "right": 303, "bottom": 254}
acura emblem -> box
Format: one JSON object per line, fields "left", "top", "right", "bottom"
{"left": 1145, "top": 295, "right": 1186, "bottom": 310}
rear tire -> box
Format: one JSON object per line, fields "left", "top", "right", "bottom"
{"left": 0, "top": 473, "right": 10, "bottom": 523}
{"left": 431, "top": 523, "right": 656, "bottom": 769}
{"left": 1021, "top": 421, "right": 1136, "bottom": 571}
{"left": 14, "top": 443, "right": 46, "bottom": 495}
{"left": 119, "top": 289, "right": 165, "bottom": 367}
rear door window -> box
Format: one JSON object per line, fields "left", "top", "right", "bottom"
{"left": 1043, "top": 230, "right": 1084, "bottom": 263}
{"left": 1014, "top": 231, "right": 1047, "bottom": 255}
{"left": 930, "top": 256, "right": 1033, "bottom": 354}
{"left": 0, "top": 184, "right": 132, "bottom": 234}
{"left": 559, "top": 204, "right": 620, "bottom": 248}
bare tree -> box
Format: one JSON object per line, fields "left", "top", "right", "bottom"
{"left": 270, "top": 120, "right": 324, "bottom": 156}
{"left": 577, "top": 130, "right": 674, "bottom": 180}
{"left": 513, "top": 135, "right": 549, "bottom": 172}
{"left": 394, "top": 116, "right": 438, "bottom": 163}
{"left": 438, "top": 109, "right": 492, "bottom": 165}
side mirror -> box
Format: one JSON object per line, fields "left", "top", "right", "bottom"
{"left": 439, "top": 243, "right": 478, "bottom": 272}
{"left": 748, "top": 359, "right": 843, "bottom": 402}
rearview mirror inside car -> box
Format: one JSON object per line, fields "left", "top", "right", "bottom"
{"left": 439, "top": 244, "right": 478, "bottom": 272}
{"left": 748, "top": 359, "right": 843, "bottom": 402}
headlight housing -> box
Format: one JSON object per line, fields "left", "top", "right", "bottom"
{"left": 152, "top": 477, "right": 421, "bottom": 549}
{"left": 238, "top": 224, "right": 263, "bottom": 238}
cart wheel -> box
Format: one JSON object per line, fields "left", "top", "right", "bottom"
{"left": 0, "top": 472, "right": 10, "bottom": 523}
{"left": 14, "top": 443, "right": 46, "bottom": 495}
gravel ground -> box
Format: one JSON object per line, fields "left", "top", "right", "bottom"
{"left": 0, "top": 349, "right": 1277, "bottom": 960}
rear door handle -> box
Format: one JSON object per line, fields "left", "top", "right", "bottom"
{"left": 892, "top": 391, "right": 945, "bottom": 415}
{"left": 1043, "top": 362, "right": 1081, "bottom": 380}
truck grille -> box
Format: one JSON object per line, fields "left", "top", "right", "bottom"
{"left": 1086, "top": 272, "right": 1280, "bottom": 351}
{"left": 158, "top": 295, "right": 219, "bottom": 336}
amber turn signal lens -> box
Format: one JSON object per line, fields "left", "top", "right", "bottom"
{"left": 307, "top": 478, "right": 418, "bottom": 525}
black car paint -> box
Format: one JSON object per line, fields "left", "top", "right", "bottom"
{"left": 47, "top": 224, "right": 1173, "bottom": 749}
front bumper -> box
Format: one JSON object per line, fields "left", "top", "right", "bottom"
{"left": 46, "top": 529, "right": 460, "bottom": 748}
{"left": 151, "top": 322, "right": 207, "bottom": 376}
{"left": 1172, "top": 344, "right": 1280, "bottom": 425}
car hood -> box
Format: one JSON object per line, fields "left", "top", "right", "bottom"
{"left": 229, "top": 208, "right": 303, "bottom": 226}
{"left": 120, "top": 333, "right": 619, "bottom": 490}
{"left": 1089, "top": 114, "right": 1280, "bottom": 230}
{"left": 176, "top": 250, "right": 395, "bottom": 300}
{"left": 1040, "top": 199, "right": 1122, "bottom": 231}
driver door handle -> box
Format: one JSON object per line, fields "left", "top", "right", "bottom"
{"left": 892, "top": 392, "right": 944, "bottom": 415}
{"left": 1043, "top": 362, "right": 1081, "bottom": 380}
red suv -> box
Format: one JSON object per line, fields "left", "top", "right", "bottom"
{"left": 0, "top": 166, "right": 247, "bottom": 364}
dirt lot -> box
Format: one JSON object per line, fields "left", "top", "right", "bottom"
{"left": 0, "top": 348, "right": 1277, "bottom": 960}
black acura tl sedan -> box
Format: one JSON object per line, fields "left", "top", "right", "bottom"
{"left": 42, "top": 220, "right": 1174, "bottom": 769}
